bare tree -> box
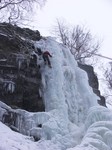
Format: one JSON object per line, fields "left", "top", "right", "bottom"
{"left": 0, "top": 0, "right": 46, "bottom": 24}
{"left": 54, "top": 20, "right": 100, "bottom": 63}
{"left": 102, "top": 62, "right": 112, "bottom": 107}
{"left": 104, "top": 62, "right": 112, "bottom": 89}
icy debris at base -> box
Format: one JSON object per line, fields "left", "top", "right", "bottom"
{"left": 15, "top": 110, "right": 51, "bottom": 136}
{"left": 85, "top": 106, "right": 112, "bottom": 129}
{"left": 76, "top": 121, "right": 112, "bottom": 150}
{"left": 67, "top": 107, "right": 112, "bottom": 150}
{"left": 51, "top": 128, "right": 83, "bottom": 150}
{"left": 0, "top": 122, "right": 61, "bottom": 150}
{"left": 1, "top": 105, "right": 112, "bottom": 150}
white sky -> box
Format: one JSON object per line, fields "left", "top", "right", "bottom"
{"left": 31, "top": 0, "right": 112, "bottom": 59}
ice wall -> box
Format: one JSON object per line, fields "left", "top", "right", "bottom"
{"left": 35, "top": 37, "right": 98, "bottom": 126}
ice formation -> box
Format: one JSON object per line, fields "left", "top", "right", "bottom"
{"left": 0, "top": 37, "right": 112, "bottom": 150}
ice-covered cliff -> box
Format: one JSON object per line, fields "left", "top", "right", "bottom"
{"left": 0, "top": 37, "right": 112, "bottom": 150}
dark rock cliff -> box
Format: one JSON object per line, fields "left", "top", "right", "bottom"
{"left": 0, "top": 22, "right": 41, "bottom": 53}
{"left": 78, "top": 63, "right": 106, "bottom": 107}
{"left": 0, "top": 23, "right": 45, "bottom": 112}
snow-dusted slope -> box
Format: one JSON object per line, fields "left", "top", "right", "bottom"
{"left": 0, "top": 121, "right": 60, "bottom": 150}
{"left": 1, "top": 37, "right": 112, "bottom": 150}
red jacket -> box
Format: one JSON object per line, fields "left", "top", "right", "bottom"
{"left": 43, "top": 51, "right": 52, "bottom": 57}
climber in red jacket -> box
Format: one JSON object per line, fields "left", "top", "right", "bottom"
{"left": 42, "top": 51, "right": 52, "bottom": 68}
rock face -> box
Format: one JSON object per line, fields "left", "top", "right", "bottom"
{"left": 0, "top": 22, "right": 41, "bottom": 53}
{"left": 0, "top": 23, "right": 45, "bottom": 112}
{"left": 78, "top": 63, "right": 106, "bottom": 107}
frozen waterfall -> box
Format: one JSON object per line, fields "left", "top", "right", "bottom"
{"left": 0, "top": 37, "right": 112, "bottom": 150}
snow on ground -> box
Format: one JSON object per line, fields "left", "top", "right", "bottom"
{"left": 1, "top": 37, "right": 112, "bottom": 150}
{"left": 68, "top": 106, "right": 112, "bottom": 150}
{"left": 0, "top": 122, "right": 60, "bottom": 150}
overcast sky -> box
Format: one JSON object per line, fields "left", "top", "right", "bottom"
{"left": 32, "top": 0, "right": 112, "bottom": 59}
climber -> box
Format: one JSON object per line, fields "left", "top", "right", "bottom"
{"left": 42, "top": 51, "right": 52, "bottom": 68}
